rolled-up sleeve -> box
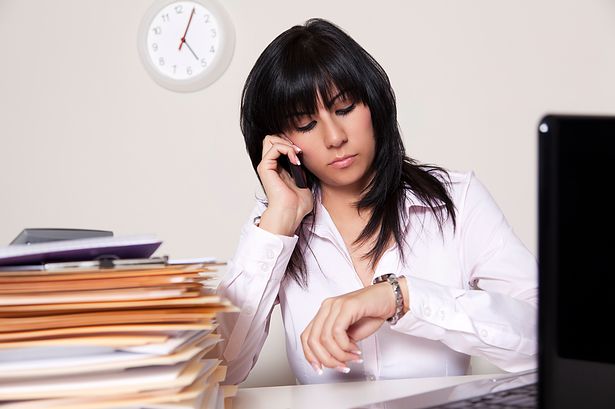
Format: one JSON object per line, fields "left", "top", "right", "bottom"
{"left": 216, "top": 204, "right": 298, "bottom": 384}
{"left": 392, "top": 172, "right": 538, "bottom": 372}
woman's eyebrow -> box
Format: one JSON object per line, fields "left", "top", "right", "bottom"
{"left": 325, "top": 90, "right": 347, "bottom": 107}
{"left": 285, "top": 90, "right": 350, "bottom": 119}
{"left": 288, "top": 111, "right": 311, "bottom": 118}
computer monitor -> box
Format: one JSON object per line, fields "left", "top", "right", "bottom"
{"left": 538, "top": 114, "right": 615, "bottom": 408}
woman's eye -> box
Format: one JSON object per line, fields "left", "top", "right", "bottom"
{"left": 336, "top": 103, "right": 356, "bottom": 116}
{"left": 296, "top": 121, "right": 316, "bottom": 133}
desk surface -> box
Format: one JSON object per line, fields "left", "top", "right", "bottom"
{"left": 232, "top": 373, "right": 506, "bottom": 409}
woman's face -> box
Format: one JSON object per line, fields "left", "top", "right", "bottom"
{"left": 283, "top": 90, "right": 376, "bottom": 194}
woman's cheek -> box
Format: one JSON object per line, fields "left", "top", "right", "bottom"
{"left": 302, "top": 160, "right": 324, "bottom": 180}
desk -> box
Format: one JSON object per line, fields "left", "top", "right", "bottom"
{"left": 232, "top": 373, "right": 507, "bottom": 409}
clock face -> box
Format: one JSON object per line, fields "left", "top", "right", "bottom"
{"left": 147, "top": 1, "right": 219, "bottom": 80}
{"left": 138, "top": 0, "right": 235, "bottom": 92}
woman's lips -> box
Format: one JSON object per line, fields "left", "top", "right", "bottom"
{"left": 329, "top": 154, "right": 357, "bottom": 169}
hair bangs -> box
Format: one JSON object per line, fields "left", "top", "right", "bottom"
{"left": 264, "top": 42, "right": 367, "bottom": 134}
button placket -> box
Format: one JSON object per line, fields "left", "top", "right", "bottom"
{"left": 423, "top": 305, "right": 432, "bottom": 317}
{"left": 265, "top": 248, "right": 275, "bottom": 260}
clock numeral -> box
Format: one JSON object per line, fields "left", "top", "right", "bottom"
{"left": 159, "top": 57, "right": 165, "bottom": 66}
{"left": 200, "top": 58, "right": 208, "bottom": 68}
{"left": 210, "top": 45, "right": 215, "bottom": 53}
{"left": 152, "top": 43, "right": 158, "bottom": 52}
{"left": 210, "top": 28, "right": 217, "bottom": 38}
{"left": 204, "top": 14, "right": 210, "bottom": 23}
{"left": 174, "top": 5, "right": 183, "bottom": 14}
{"left": 152, "top": 26, "right": 162, "bottom": 35}
{"left": 186, "top": 66, "right": 193, "bottom": 76}
{"left": 161, "top": 13, "right": 170, "bottom": 23}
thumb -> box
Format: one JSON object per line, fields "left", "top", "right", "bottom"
{"left": 347, "top": 317, "right": 385, "bottom": 342}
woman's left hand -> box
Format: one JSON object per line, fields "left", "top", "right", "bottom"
{"left": 300, "top": 281, "right": 399, "bottom": 372}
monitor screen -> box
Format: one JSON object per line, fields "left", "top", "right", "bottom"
{"left": 539, "top": 114, "right": 615, "bottom": 408}
{"left": 547, "top": 116, "right": 615, "bottom": 364}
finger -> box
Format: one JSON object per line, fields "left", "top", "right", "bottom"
{"left": 278, "top": 168, "right": 294, "bottom": 183}
{"left": 309, "top": 331, "right": 348, "bottom": 371}
{"left": 307, "top": 303, "right": 349, "bottom": 370}
{"left": 347, "top": 317, "right": 386, "bottom": 342}
{"left": 262, "top": 134, "right": 289, "bottom": 148}
{"left": 259, "top": 143, "right": 302, "bottom": 173}
{"left": 273, "top": 134, "right": 303, "bottom": 161}
{"left": 300, "top": 322, "right": 323, "bottom": 375}
{"left": 264, "top": 141, "right": 302, "bottom": 164}
{"left": 321, "top": 302, "right": 363, "bottom": 363}
{"left": 279, "top": 134, "right": 303, "bottom": 151}
{"left": 262, "top": 135, "right": 300, "bottom": 159}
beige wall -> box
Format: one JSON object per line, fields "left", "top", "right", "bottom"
{"left": 1, "top": 0, "right": 614, "bottom": 388}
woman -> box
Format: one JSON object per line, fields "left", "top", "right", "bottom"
{"left": 217, "top": 18, "right": 537, "bottom": 385}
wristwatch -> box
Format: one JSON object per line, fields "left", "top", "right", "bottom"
{"left": 372, "top": 273, "right": 405, "bottom": 325}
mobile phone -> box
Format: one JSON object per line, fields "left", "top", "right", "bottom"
{"left": 278, "top": 153, "right": 308, "bottom": 189}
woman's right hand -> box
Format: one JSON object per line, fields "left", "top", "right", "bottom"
{"left": 256, "top": 135, "right": 314, "bottom": 236}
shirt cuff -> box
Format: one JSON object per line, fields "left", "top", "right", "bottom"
{"left": 392, "top": 276, "right": 474, "bottom": 335}
{"left": 235, "top": 223, "right": 298, "bottom": 282}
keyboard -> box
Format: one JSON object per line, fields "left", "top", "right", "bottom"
{"left": 425, "top": 382, "right": 537, "bottom": 408}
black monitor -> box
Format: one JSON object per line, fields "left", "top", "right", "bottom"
{"left": 538, "top": 114, "right": 615, "bottom": 408}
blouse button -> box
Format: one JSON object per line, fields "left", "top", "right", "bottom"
{"left": 368, "top": 375, "right": 376, "bottom": 381}
{"left": 480, "top": 329, "right": 489, "bottom": 338}
{"left": 260, "top": 262, "right": 269, "bottom": 272}
{"left": 266, "top": 249, "right": 275, "bottom": 259}
{"left": 423, "top": 306, "right": 432, "bottom": 317}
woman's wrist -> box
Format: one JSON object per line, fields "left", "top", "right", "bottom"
{"left": 258, "top": 208, "right": 300, "bottom": 236}
{"left": 374, "top": 275, "right": 410, "bottom": 324}
{"left": 398, "top": 277, "right": 410, "bottom": 314}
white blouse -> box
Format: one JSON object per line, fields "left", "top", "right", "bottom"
{"left": 216, "top": 171, "right": 537, "bottom": 385}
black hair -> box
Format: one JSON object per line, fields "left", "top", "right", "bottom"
{"left": 240, "top": 18, "right": 456, "bottom": 287}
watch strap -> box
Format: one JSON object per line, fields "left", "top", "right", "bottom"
{"left": 372, "top": 273, "right": 405, "bottom": 325}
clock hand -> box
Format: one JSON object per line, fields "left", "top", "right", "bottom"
{"left": 184, "top": 40, "right": 199, "bottom": 60}
{"left": 178, "top": 7, "right": 196, "bottom": 51}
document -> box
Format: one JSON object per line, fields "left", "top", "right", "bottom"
{"left": 0, "top": 335, "right": 221, "bottom": 378}
{"left": 0, "top": 365, "right": 231, "bottom": 409}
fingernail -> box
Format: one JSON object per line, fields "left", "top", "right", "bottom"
{"left": 311, "top": 362, "right": 323, "bottom": 375}
{"left": 336, "top": 366, "right": 351, "bottom": 374}
{"left": 295, "top": 156, "right": 301, "bottom": 165}
{"left": 352, "top": 350, "right": 362, "bottom": 355}
{"left": 294, "top": 145, "right": 302, "bottom": 152}
{"left": 352, "top": 358, "right": 364, "bottom": 364}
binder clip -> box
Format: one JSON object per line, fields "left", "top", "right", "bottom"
{"left": 94, "top": 254, "right": 119, "bottom": 269}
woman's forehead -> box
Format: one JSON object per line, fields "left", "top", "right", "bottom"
{"left": 288, "top": 88, "right": 349, "bottom": 116}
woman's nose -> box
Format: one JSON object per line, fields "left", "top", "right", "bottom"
{"left": 323, "top": 118, "right": 348, "bottom": 148}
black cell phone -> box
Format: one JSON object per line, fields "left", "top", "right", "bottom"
{"left": 278, "top": 153, "right": 308, "bottom": 189}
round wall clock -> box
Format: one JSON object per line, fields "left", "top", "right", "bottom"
{"left": 137, "top": 0, "right": 235, "bottom": 92}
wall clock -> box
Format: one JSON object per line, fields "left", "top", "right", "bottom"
{"left": 138, "top": 0, "right": 235, "bottom": 92}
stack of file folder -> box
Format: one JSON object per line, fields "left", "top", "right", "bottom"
{"left": 0, "top": 235, "right": 238, "bottom": 409}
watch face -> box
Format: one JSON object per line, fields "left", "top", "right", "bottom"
{"left": 145, "top": 1, "right": 221, "bottom": 81}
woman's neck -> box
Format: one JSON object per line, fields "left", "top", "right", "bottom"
{"left": 320, "top": 185, "right": 368, "bottom": 221}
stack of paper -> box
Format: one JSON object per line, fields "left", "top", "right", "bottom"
{"left": 0, "top": 260, "right": 238, "bottom": 409}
